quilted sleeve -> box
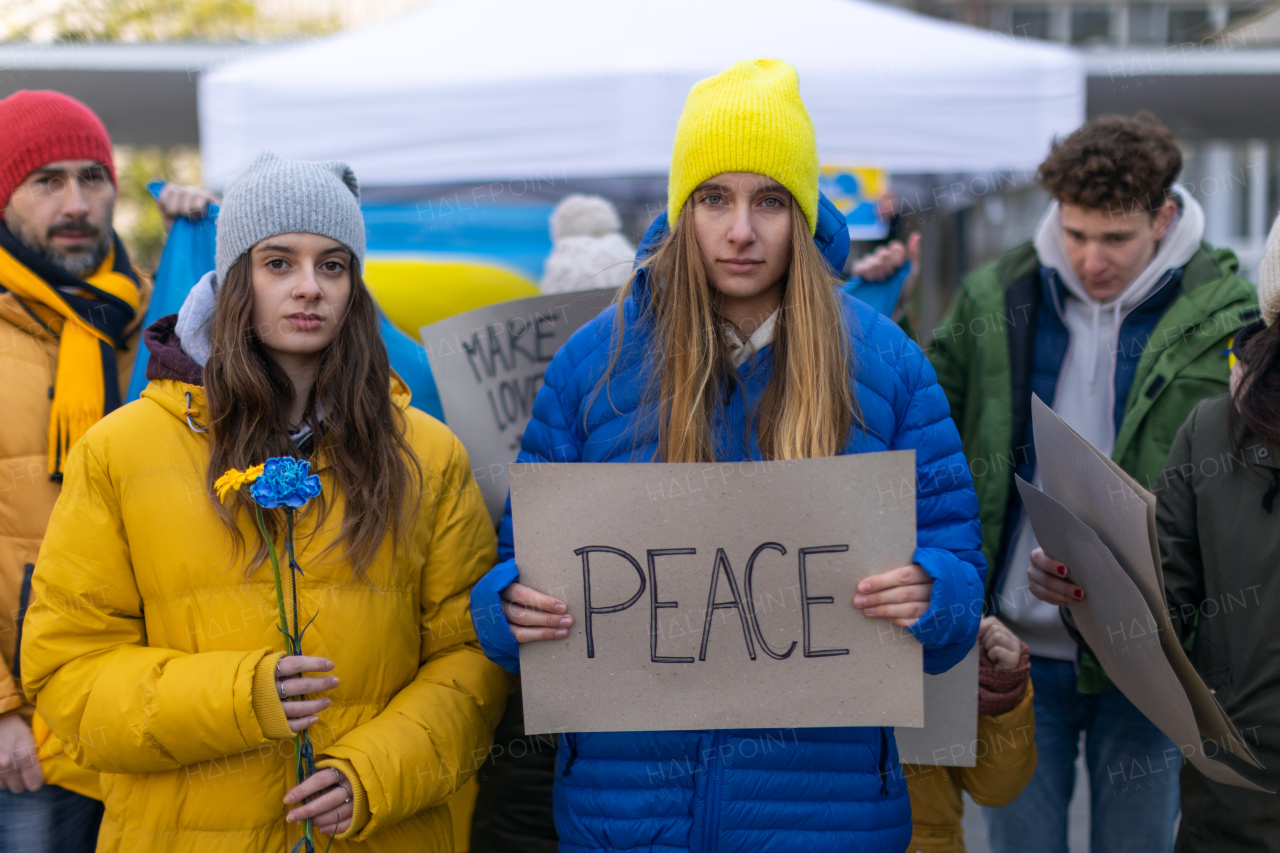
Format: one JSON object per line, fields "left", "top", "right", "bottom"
{"left": 888, "top": 331, "right": 987, "bottom": 675}
{"left": 471, "top": 312, "right": 605, "bottom": 673}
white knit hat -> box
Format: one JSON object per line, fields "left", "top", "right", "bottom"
{"left": 541, "top": 195, "right": 635, "bottom": 294}
{"left": 1260, "top": 210, "right": 1280, "bottom": 326}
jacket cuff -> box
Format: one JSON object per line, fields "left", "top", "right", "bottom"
{"left": 908, "top": 546, "right": 983, "bottom": 674}
{"left": 250, "top": 653, "right": 292, "bottom": 740}
{"left": 316, "top": 757, "right": 369, "bottom": 840}
{"left": 469, "top": 560, "right": 521, "bottom": 673}
{"left": 978, "top": 642, "right": 1030, "bottom": 716}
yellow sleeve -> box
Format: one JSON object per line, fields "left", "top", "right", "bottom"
{"left": 20, "top": 436, "right": 282, "bottom": 773}
{"left": 317, "top": 433, "right": 511, "bottom": 842}
{"left": 0, "top": 669, "right": 23, "bottom": 717}
{"left": 955, "top": 682, "right": 1037, "bottom": 807}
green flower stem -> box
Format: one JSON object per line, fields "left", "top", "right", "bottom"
{"left": 253, "top": 504, "right": 315, "bottom": 851}
{"left": 255, "top": 506, "right": 291, "bottom": 646}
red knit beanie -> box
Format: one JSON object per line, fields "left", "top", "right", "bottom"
{"left": 0, "top": 90, "right": 115, "bottom": 210}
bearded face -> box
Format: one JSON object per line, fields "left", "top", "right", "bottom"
{"left": 4, "top": 159, "right": 116, "bottom": 278}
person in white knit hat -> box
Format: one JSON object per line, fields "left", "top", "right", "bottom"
{"left": 539, "top": 194, "right": 635, "bottom": 294}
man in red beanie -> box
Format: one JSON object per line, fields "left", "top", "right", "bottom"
{"left": 0, "top": 89, "right": 209, "bottom": 853}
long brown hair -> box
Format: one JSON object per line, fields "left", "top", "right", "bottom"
{"left": 1232, "top": 319, "right": 1280, "bottom": 445}
{"left": 601, "top": 200, "right": 858, "bottom": 462}
{"left": 203, "top": 254, "right": 420, "bottom": 576}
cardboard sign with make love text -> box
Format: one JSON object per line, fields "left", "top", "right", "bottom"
{"left": 420, "top": 288, "right": 616, "bottom": 523}
{"left": 509, "top": 453, "right": 924, "bottom": 734}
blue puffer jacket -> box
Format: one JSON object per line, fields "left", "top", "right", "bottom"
{"left": 470, "top": 197, "right": 986, "bottom": 853}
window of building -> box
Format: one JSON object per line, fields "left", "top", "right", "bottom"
{"left": 1011, "top": 6, "right": 1050, "bottom": 38}
{"left": 1168, "top": 6, "right": 1212, "bottom": 41}
{"left": 1129, "top": 3, "right": 1170, "bottom": 43}
{"left": 1071, "top": 6, "right": 1112, "bottom": 42}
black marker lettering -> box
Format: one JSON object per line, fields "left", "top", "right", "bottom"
{"left": 798, "top": 545, "right": 850, "bottom": 658}
{"left": 743, "top": 541, "right": 796, "bottom": 660}
{"left": 533, "top": 312, "right": 558, "bottom": 361}
{"left": 646, "top": 548, "right": 696, "bottom": 663}
{"left": 576, "top": 546, "right": 646, "bottom": 659}
{"left": 508, "top": 317, "right": 538, "bottom": 366}
{"left": 486, "top": 324, "right": 512, "bottom": 373}
{"left": 698, "top": 549, "right": 757, "bottom": 662}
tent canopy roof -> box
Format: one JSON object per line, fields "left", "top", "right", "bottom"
{"left": 200, "top": 0, "right": 1085, "bottom": 189}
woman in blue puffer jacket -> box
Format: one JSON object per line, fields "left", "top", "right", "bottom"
{"left": 469, "top": 58, "right": 986, "bottom": 853}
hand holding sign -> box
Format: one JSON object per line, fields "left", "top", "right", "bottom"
{"left": 852, "top": 564, "right": 933, "bottom": 626}
{"left": 501, "top": 582, "right": 573, "bottom": 642}
{"left": 505, "top": 562, "right": 933, "bottom": 646}
{"left": 1026, "top": 547, "right": 1084, "bottom": 606}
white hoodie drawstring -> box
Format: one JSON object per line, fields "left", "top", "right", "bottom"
{"left": 1088, "top": 302, "right": 1102, "bottom": 392}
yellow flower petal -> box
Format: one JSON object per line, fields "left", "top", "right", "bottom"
{"left": 215, "top": 468, "right": 247, "bottom": 502}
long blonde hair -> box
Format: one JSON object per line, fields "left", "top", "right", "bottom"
{"left": 602, "top": 199, "right": 859, "bottom": 462}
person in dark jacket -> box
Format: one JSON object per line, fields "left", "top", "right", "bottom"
{"left": 930, "top": 116, "right": 1255, "bottom": 853}
{"left": 1039, "top": 215, "right": 1280, "bottom": 850}
{"left": 467, "top": 58, "right": 985, "bottom": 853}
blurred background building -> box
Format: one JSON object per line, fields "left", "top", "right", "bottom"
{"left": 1, "top": 0, "right": 1275, "bottom": 341}
{"left": 880, "top": 0, "right": 1280, "bottom": 331}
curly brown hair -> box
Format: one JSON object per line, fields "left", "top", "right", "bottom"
{"left": 1037, "top": 113, "right": 1182, "bottom": 217}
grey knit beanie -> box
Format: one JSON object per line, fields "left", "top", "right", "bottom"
{"left": 215, "top": 151, "right": 365, "bottom": 283}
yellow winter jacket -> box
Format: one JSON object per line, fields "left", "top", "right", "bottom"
{"left": 0, "top": 272, "right": 151, "bottom": 801}
{"left": 903, "top": 684, "right": 1037, "bottom": 853}
{"left": 20, "top": 377, "right": 510, "bottom": 852}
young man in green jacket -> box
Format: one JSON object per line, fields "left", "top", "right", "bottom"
{"left": 862, "top": 115, "right": 1257, "bottom": 853}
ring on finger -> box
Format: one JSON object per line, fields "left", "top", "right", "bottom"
{"left": 330, "top": 768, "right": 352, "bottom": 804}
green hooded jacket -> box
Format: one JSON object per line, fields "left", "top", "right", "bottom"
{"left": 928, "top": 240, "right": 1257, "bottom": 693}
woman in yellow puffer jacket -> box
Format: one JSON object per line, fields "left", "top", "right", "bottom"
{"left": 19, "top": 152, "right": 509, "bottom": 852}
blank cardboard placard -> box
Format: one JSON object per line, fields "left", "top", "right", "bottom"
{"left": 894, "top": 646, "right": 979, "bottom": 767}
{"left": 510, "top": 454, "right": 924, "bottom": 734}
{"left": 420, "top": 288, "right": 616, "bottom": 522}
{"left": 1027, "top": 399, "right": 1264, "bottom": 783}
{"left": 1017, "top": 479, "right": 1265, "bottom": 790}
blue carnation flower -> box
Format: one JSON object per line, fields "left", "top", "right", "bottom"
{"left": 249, "top": 457, "right": 322, "bottom": 509}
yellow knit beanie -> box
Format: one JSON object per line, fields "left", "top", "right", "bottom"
{"left": 668, "top": 59, "right": 819, "bottom": 235}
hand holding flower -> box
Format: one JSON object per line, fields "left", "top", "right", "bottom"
{"left": 285, "top": 766, "right": 354, "bottom": 837}
{"left": 217, "top": 456, "right": 327, "bottom": 852}
{"left": 276, "top": 656, "right": 340, "bottom": 734}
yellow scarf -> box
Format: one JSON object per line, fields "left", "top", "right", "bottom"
{"left": 0, "top": 243, "right": 141, "bottom": 475}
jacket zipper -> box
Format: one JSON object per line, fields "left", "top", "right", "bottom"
{"left": 878, "top": 727, "right": 890, "bottom": 796}
{"left": 701, "top": 730, "right": 726, "bottom": 852}
{"left": 562, "top": 733, "right": 579, "bottom": 776}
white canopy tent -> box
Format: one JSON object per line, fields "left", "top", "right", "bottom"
{"left": 200, "top": 0, "right": 1085, "bottom": 190}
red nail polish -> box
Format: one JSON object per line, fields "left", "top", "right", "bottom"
{"left": 1073, "top": 589, "right": 1083, "bottom": 600}
{"left": 1057, "top": 565, "right": 1067, "bottom": 577}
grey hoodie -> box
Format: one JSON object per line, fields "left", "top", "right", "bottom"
{"left": 999, "top": 187, "right": 1207, "bottom": 659}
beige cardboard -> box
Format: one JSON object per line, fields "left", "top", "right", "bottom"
{"left": 894, "top": 646, "right": 979, "bottom": 767}
{"left": 420, "top": 288, "right": 617, "bottom": 522}
{"left": 510, "top": 454, "right": 924, "bottom": 734}
{"left": 1017, "top": 479, "right": 1266, "bottom": 790}
{"left": 1032, "top": 396, "right": 1165, "bottom": 600}
{"left": 1031, "top": 396, "right": 1162, "bottom": 603}
{"left": 1029, "top": 399, "right": 1262, "bottom": 773}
